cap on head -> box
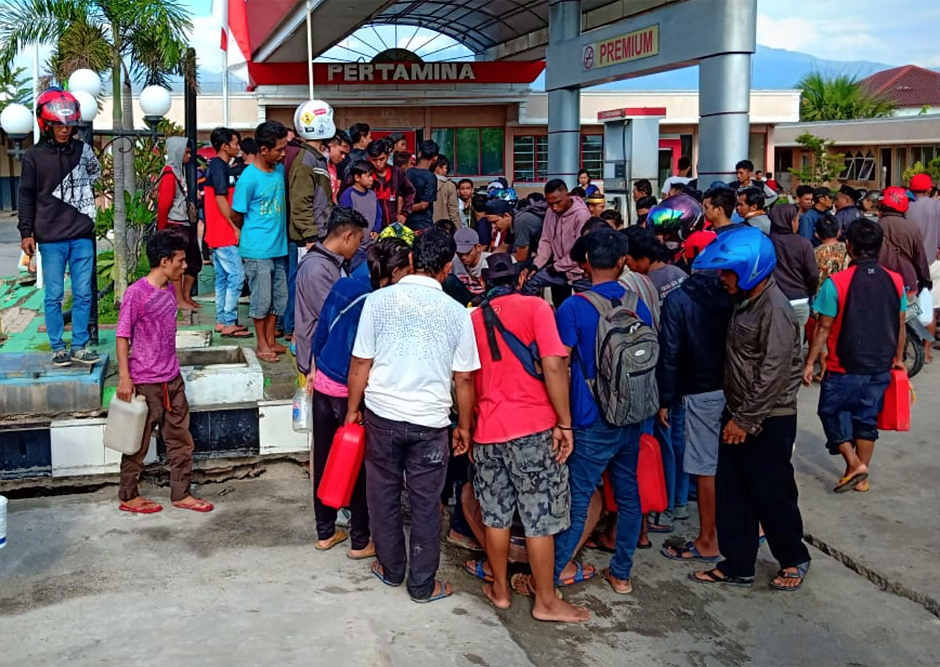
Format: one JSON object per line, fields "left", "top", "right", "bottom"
{"left": 485, "top": 199, "right": 513, "bottom": 216}
{"left": 881, "top": 186, "right": 910, "bottom": 214}
{"left": 585, "top": 192, "right": 606, "bottom": 205}
{"left": 813, "top": 186, "right": 835, "bottom": 201}
{"left": 454, "top": 227, "right": 480, "bottom": 253}
{"left": 910, "top": 173, "right": 933, "bottom": 193}
{"left": 293, "top": 99, "right": 335, "bottom": 141}
{"left": 839, "top": 184, "right": 861, "bottom": 202}
{"left": 481, "top": 252, "right": 522, "bottom": 282}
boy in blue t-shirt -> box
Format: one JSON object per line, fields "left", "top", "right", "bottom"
{"left": 339, "top": 160, "right": 383, "bottom": 272}
{"left": 232, "top": 121, "right": 290, "bottom": 362}
{"left": 553, "top": 228, "right": 653, "bottom": 597}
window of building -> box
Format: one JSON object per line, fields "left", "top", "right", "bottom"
{"left": 840, "top": 151, "right": 877, "bottom": 182}
{"left": 512, "top": 134, "right": 603, "bottom": 182}
{"left": 432, "top": 127, "right": 504, "bottom": 177}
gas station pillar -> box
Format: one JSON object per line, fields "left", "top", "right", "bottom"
{"left": 547, "top": 0, "right": 581, "bottom": 187}
{"left": 697, "top": 52, "right": 752, "bottom": 185}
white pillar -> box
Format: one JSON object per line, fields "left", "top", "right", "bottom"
{"left": 547, "top": 0, "right": 581, "bottom": 186}
{"left": 697, "top": 52, "right": 752, "bottom": 186}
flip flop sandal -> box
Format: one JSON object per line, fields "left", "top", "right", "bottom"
{"left": 411, "top": 580, "right": 453, "bottom": 604}
{"left": 556, "top": 561, "right": 596, "bottom": 588}
{"left": 600, "top": 567, "right": 633, "bottom": 595}
{"left": 172, "top": 498, "right": 214, "bottom": 513}
{"left": 854, "top": 479, "right": 870, "bottom": 492}
{"left": 462, "top": 559, "right": 493, "bottom": 583}
{"left": 119, "top": 501, "right": 163, "bottom": 514}
{"left": 370, "top": 560, "right": 402, "bottom": 588}
{"left": 256, "top": 352, "right": 280, "bottom": 363}
{"left": 347, "top": 544, "right": 376, "bottom": 560}
{"left": 769, "top": 561, "right": 810, "bottom": 592}
{"left": 314, "top": 530, "right": 348, "bottom": 551}
{"left": 220, "top": 329, "right": 254, "bottom": 339}
{"left": 509, "top": 573, "right": 563, "bottom": 600}
{"left": 636, "top": 540, "right": 653, "bottom": 550}
{"left": 688, "top": 568, "right": 753, "bottom": 588}
{"left": 834, "top": 471, "right": 869, "bottom": 493}
{"left": 585, "top": 534, "right": 616, "bottom": 553}
{"left": 661, "top": 541, "right": 722, "bottom": 563}
{"left": 446, "top": 532, "right": 483, "bottom": 551}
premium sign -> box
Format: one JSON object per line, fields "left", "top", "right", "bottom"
{"left": 583, "top": 25, "right": 659, "bottom": 71}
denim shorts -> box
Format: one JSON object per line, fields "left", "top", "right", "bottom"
{"left": 473, "top": 430, "right": 570, "bottom": 537}
{"left": 818, "top": 371, "right": 891, "bottom": 454}
{"left": 682, "top": 390, "right": 725, "bottom": 476}
{"left": 243, "top": 256, "right": 288, "bottom": 319}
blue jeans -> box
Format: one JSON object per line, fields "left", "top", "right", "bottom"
{"left": 554, "top": 418, "right": 644, "bottom": 581}
{"left": 280, "top": 246, "right": 299, "bottom": 334}
{"left": 655, "top": 402, "right": 688, "bottom": 513}
{"left": 40, "top": 238, "right": 94, "bottom": 351}
{"left": 212, "top": 245, "right": 244, "bottom": 326}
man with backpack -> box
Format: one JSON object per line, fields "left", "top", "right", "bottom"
{"left": 462, "top": 253, "right": 590, "bottom": 623}
{"left": 554, "top": 228, "right": 658, "bottom": 596}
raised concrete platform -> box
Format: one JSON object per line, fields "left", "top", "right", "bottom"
{"left": 0, "top": 352, "right": 110, "bottom": 418}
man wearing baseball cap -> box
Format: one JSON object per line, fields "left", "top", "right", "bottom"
{"left": 443, "top": 228, "right": 486, "bottom": 305}
{"left": 485, "top": 199, "right": 514, "bottom": 254}
{"left": 797, "top": 187, "right": 835, "bottom": 245}
{"left": 908, "top": 173, "right": 940, "bottom": 360}
{"left": 834, "top": 184, "right": 863, "bottom": 232}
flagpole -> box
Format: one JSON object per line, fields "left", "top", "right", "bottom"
{"left": 305, "top": 0, "right": 314, "bottom": 99}
{"left": 222, "top": 0, "right": 230, "bottom": 126}
{"left": 32, "top": 42, "right": 40, "bottom": 142}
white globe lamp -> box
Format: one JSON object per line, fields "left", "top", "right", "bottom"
{"left": 140, "top": 85, "right": 172, "bottom": 121}
{"left": 72, "top": 90, "right": 98, "bottom": 123}
{"left": 68, "top": 69, "right": 102, "bottom": 98}
{"left": 0, "top": 103, "right": 34, "bottom": 139}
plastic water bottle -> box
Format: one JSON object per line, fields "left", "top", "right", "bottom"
{"left": 292, "top": 388, "right": 312, "bottom": 433}
{"left": 104, "top": 395, "right": 150, "bottom": 455}
{"left": 0, "top": 495, "right": 7, "bottom": 549}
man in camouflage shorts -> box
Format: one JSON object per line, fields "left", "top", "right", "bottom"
{"left": 466, "top": 253, "right": 589, "bottom": 623}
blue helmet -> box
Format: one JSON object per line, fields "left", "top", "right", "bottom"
{"left": 489, "top": 187, "right": 518, "bottom": 203}
{"left": 692, "top": 226, "right": 776, "bottom": 291}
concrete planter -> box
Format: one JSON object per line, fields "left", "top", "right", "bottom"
{"left": 178, "top": 346, "right": 264, "bottom": 408}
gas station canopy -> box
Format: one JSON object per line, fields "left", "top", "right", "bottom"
{"left": 251, "top": 0, "right": 686, "bottom": 63}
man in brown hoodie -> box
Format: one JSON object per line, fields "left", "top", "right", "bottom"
{"left": 877, "top": 186, "right": 931, "bottom": 296}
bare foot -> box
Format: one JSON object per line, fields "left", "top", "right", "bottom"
{"left": 482, "top": 582, "right": 511, "bottom": 610}
{"left": 271, "top": 343, "right": 288, "bottom": 354}
{"left": 532, "top": 594, "right": 591, "bottom": 623}
{"left": 256, "top": 349, "right": 280, "bottom": 363}
{"left": 177, "top": 300, "right": 194, "bottom": 312}
{"left": 186, "top": 299, "right": 202, "bottom": 310}
{"left": 348, "top": 541, "right": 376, "bottom": 560}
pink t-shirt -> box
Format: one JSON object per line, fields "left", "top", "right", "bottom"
{"left": 116, "top": 278, "right": 180, "bottom": 385}
{"left": 313, "top": 369, "right": 349, "bottom": 398}
{"left": 471, "top": 293, "right": 568, "bottom": 444}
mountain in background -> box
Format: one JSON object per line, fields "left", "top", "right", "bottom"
{"left": 531, "top": 45, "right": 904, "bottom": 91}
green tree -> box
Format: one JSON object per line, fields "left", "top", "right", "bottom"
{"left": 903, "top": 158, "right": 940, "bottom": 187}
{"left": 788, "top": 133, "right": 845, "bottom": 187}
{"left": 0, "top": 65, "right": 31, "bottom": 109}
{"left": 0, "top": 0, "right": 193, "bottom": 301}
{"left": 797, "top": 71, "right": 896, "bottom": 122}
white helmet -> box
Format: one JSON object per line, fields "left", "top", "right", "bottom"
{"left": 293, "top": 99, "right": 335, "bottom": 141}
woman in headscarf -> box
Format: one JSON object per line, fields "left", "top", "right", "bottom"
{"left": 156, "top": 137, "right": 201, "bottom": 311}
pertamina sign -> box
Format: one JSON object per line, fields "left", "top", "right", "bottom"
{"left": 246, "top": 61, "right": 546, "bottom": 88}
{"left": 583, "top": 25, "right": 659, "bottom": 71}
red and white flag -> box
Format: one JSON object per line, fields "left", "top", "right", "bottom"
{"left": 214, "top": 0, "right": 251, "bottom": 81}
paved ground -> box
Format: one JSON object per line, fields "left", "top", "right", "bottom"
{"left": 2, "top": 366, "right": 940, "bottom": 666}
{"left": 0, "top": 215, "right": 23, "bottom": 280}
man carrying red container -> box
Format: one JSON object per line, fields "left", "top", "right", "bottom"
{"left": 804, "top": 218, "right": 907, "bottom": 494}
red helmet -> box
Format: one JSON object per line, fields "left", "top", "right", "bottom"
{"left": 881, "top": 186, "right": 910, "bottom": 215}
{"left": 36, "top": 88, "right": 81, "bottom": 134}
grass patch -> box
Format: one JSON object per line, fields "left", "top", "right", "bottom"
{"left": 32, "top": 341, "right": 52, "bottom": 352}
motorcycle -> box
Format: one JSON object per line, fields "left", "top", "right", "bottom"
{"left": 904, "top": 301, "right": 934, "bottom": 379}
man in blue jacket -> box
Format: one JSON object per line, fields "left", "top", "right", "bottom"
{"left": 657, "top": 269, "right": 734, "bottom": 564}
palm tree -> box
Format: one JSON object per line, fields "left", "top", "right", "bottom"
{"left": 0, "top": 0, "right": 193, "bottom": 300}
{"left": 797, "top": 71, "right": 896, "bottom": 122}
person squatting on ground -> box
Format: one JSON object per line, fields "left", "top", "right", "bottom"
{"left": 18, "top": 88, "right": 101, "bottom": 368}
{"left": 804, "top": 218, "right": 907, "bottom": 494}
{"left": 466, "top": 252, "right": 590, "bottom": 623}
{"left": 114, "top": 231, "right": 213, "bottom": 514}
{"left": 309, "top": 237, "right": 413, "bottom": 559}
{"left": 346, "top": 229, "right": 481, "bottom": 603}
{"left": 689, "top": 227, "right": 811, "bottom": 592}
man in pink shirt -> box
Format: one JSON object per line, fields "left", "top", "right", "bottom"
{"left": 114, "top": 231, "right": 213, "bottom": 514}
{"left": 521, "top": 179, "right": 591, "bottom": 304}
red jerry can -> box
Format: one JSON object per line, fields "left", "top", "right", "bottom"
{"left": 600, "top": 433, "right": 668, "bottom": 515}
{"left": 877, "top": 369, "right": 911, "bottom": 432}
{"left": 317, "top": 423, "right": 366, "bottom": 509}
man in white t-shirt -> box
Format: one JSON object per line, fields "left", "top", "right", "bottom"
{"left": 661, "top": 156, "right": 693, "bottom": 197}
{"left": 347, "top": 228, "right": 481, "bottom": 604}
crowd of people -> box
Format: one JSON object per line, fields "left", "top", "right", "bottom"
{"left": 17, "top": 91, "right": 940, "bottom": 620}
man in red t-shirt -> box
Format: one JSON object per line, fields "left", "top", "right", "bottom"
{"left": 204, "top": 127, "right": 251, "bottom": 338}
{"left": 466, "top": 253, "right": 589, "bottom": 623}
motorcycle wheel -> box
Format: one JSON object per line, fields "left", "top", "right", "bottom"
{"left": 904, "top": 329, "right": 925, "bottom": 378}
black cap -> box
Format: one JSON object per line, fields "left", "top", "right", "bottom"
{"left": 481, "top": 252, "right": 522, "bottom": 282}
{"left": 484, "top": 199, "right": 513, "bottom": 216}
{"left": 813, "top": 186, "right": 835, "bottom": 200}
{"left": 839, "top": 184, "right": 861, "bottom": 202}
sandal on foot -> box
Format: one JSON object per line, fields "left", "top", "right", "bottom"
{"left": 647, "top": 513, "right": 674, "bottom": 533}
{"left": 834, "top": 470, "right": 869, "bottom": 494}
{"left": 770, "top": 561, "right": 810, "bottom": 592}
{"left": 411, "top": 580, "right": 453, "bottom": 604}
{"left": 347, "top": 543, "right": 376, "bottom": 560}
{"left": 661, "top": 541, "right": 721, "bottom": 563}
{"left": 172, "top": 497, "right": 214, "bottom": 513}
{"left": 585, "top": 534, "right": 616, "bottom": 553}
{"left": 119, "top": 500, "right": 163, "bottom": 514}
{"left": 446, "top": 532, "right": 483, "bottom": 551}
{"left": 220, "top": 327, "right": 253, "bottom": 339}
{"left": 462, "top": 558, "right": 493, "bottom": 583}
{"left": 600, "top": 567, "right": 633, "bottom": 595}
{"left": 256, "top": 351, "right": 280, "bottom": 363}
{"left": 314, "top": 530, "right": 348, "bottom": 551}
{"left": 370, "top": 560, "right": 402, "bottom": 588}
{"left": 854, "top": 479, "right": 870, "bottom": 492}
{"left": 556, "top": 561, "right": 596, "bottom": 588}
{"left": 510, "top": 573, "right": 564, "bottom": 600}
{"left": 689, "top": 568, "right": 754, "bottom": 588}
{"left": 636, "top": 540, "right": 653, "bottom": 550}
